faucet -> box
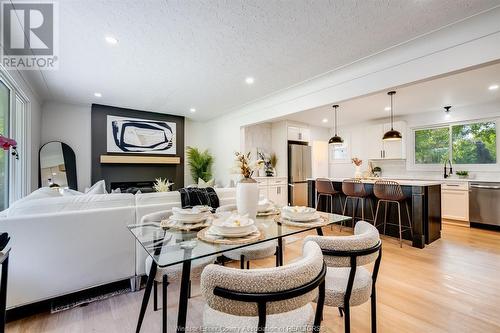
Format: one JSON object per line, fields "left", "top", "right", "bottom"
{"left": 444, "top": 159, "right": 453, "bottom": 178}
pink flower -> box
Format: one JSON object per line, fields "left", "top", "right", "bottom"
{"left": 0, "top": 135, "right": 17, "bottom": 151}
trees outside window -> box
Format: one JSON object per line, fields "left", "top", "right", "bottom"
{"left": 414, "top": 121, "right": 497, "bottom": 165}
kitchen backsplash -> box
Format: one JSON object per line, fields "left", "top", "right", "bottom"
{"left": 371, "top": 159, "right": 500, "bottom": 181}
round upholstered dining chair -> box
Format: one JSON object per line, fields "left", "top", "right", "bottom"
{"left": 305, "top": 221, "right": 382, "bottom": 333}
{"left": 216, "top": 204, "right": 279, "bottom": 268}
{"left": 141, "top": 210, "right": 216, "bottom": 332}
{"left": 200, "top": 241, "right": 327, "bottom": 333}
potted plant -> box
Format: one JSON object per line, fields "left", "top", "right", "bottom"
{"left": 232, "top": 152, "right": 263, "bottom": 219}
{"left": 186, "top": 146, "right": 214, "bottom": 184}
{"left": 373, "top": 166, "right": 382, "bottom": 177}
{"left": 456, "top": 170, "right": 469, "bottom": 179}
{"left": 258, "top": 152, "right": 275, "bottom": 177}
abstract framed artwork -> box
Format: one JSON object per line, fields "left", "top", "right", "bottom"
{"left": 106, "top": 115, "right": 176, "bottom": 155}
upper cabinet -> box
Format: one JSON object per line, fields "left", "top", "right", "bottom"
{"left": 287, "top": 126, "right": 310, "bottom": 142}
{"left": 364, "top": 121, "right": 406, "bottom": 160}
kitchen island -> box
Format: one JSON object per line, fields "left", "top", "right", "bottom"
{"left": 307, "top": 178, "right": 442, "bottom": 248}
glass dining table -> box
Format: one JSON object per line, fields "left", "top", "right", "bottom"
{"left": 128, "top": 212, "right": 351, "bottom": 333}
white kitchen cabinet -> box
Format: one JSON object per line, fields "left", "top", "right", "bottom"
{"left": 287, "top": 126, "right": 310, "bottom": 142}
{"left": 255, "top": 177, "right": 288, "bottom": 207}
{"left": 382, "top": 121, "right": 406, "bottom": 159}
{"left": 363, "top": 121, "right": 406, "bottom": 160}
{"left": 441, "top": 182, "right": 469, "bottom": 222}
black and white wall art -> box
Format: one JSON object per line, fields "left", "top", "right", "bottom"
{"left": 106, "top": 115, "right": 176, "bottom": 154}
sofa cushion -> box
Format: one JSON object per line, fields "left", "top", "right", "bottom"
{"left": 6, "top": 193, "right": 135, "bottom": 217}
{"left": 85, "top": 180, "right": 107, "bottom": 195}
{"left": 135, "top": 191, "right": 181, "bottom": 207}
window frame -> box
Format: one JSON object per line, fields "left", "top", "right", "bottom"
{"left": 408, "top": 117, "right": 499, "bottom": 172}
{"left": 0, "top": 65, "right": 31, "bottom": 205}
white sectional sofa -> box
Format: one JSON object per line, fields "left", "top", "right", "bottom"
{"left": 0, "top": 188, "right": 236, "bottom": 309}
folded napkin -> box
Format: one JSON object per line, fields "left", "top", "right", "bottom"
{"left": 257, "top": 199, "right": 274, "bottom": 212}
{"left": 281, "top": 206, "right": 316, "bottom": 220}
{"left": 212, "top": 213, "right": 253, "bottom": 227}
{"left": 172, "top": 207, "right": 201, "bottom": 215}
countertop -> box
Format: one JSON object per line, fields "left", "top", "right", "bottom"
{"left": 307, "top": 177, "right": 443, "bottom": 186}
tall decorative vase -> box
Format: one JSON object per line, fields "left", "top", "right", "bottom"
{"left": 236, "top": 178, "right": 259, "bottom": 219}
{"left": 354, "top": 166, "right": 363, "bottom": 179}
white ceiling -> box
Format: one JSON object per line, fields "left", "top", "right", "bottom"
{"left": 280, "top": 62, "right": 500, "bottom": 127}
{"left": 22, "top": 0, "right": 500, "bottom": 120}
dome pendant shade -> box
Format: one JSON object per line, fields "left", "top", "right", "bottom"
{"left": 329, "top": 104, "right": 344, "bottom": 145}
{"left": 382, "top": 129, "right": 402, "bottom": 141}
{"left": 383, "top": 91, "right": 402, "bottom": 141}
{"left": 329, "top": 135, "right": 344, "bottom": 144}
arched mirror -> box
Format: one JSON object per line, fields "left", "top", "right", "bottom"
{"left": 39, "top": 141, "right": 78, "bottom": 190}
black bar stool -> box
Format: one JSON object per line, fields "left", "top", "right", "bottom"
{"left": 373, "top": 180, "right": 413, "bottom": 247}
{"left": 341, "top": 179, "right": 375, "bottom": 231}
{"left": 315, "top": 178, "right": 343, "bottom": 214}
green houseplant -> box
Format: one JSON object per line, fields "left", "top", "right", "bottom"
{"left": 456, "top": 170, "right": 469, "bottom": 179}
{"left": 186, "top": 146, "right": 214, "bottom": 183}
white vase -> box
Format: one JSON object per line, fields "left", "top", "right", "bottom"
{"left": 236, "top": 178, "right": 259, "bottom": 219}
{"left": 354, "top": 166, "right": 363, "bottom": 179}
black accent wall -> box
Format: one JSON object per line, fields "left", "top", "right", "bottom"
{"left": 91, "top": 104, "right": 184, "bottom": 191}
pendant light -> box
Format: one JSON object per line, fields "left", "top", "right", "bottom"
{"left": 383, "top": 91, "right": 402, "bottom": 141}
{"left": 329, "top": 104, "right": 344, "bottom": 145}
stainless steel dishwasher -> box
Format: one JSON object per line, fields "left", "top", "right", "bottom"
{"left": 469, "top": 182, "right": 500, "bottom": 227}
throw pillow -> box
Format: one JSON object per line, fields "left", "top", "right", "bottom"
{"left": 85, "top": 180, "right": 108, "bottom": 195}
{"left": 60, "top": 188, "right": 84, "bottom": 196}
{"left": 198, "top": 178, "right": 214, "bottom": 188}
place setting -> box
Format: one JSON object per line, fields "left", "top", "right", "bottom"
{"left": 256, "top": 198, "right": 280, "bottom": 217}
{"left": 275, "top": 206, "right": 329, "bottom": 228}
{"left": 197, "top": 212, "right": 263, "bottom": 245}
{"left": 160, "top": 206, "right": 213, "bottom": 231}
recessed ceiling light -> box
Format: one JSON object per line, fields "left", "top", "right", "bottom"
{"left": 245, "top": 77, "right": 255, "bottom": 85}
{"left": 189, "top": 108, "right": 196, "bottom": 113}
{"left": 384, "top": 106, "right": 391, "bottom": 111}
{"left": 322, "top": 118, "right": 328, "bottom": 123}
{"left": 489, "top": 84, "right": 499, "bottom": 91}
{"left": 104, "top": 35, "right": 118, "bottom": 45}
{"left": 94, "top": 92, "right": 102, "bottom": 98}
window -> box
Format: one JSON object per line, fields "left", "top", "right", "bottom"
{"left": 414, "top": 121, "right": 497, "bottom": 166}
{"left": 0, "top": 81, "right": 9, "bottom": 210}
{"left": 415, "top": 127, "right": 449, "bottom": 164}
{"left": 452, "top": 122, "right": 496, "bottom": 164}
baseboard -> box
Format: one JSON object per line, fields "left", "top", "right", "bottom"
{"left": 6, "top": 279, "right": 131, "bottom": 323}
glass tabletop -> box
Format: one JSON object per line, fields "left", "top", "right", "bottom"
{"left": 128, "top": 212, "right": 351, "bottom": 268}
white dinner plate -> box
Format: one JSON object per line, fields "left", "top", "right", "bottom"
{"left": 210, "top": 225, "right": 258, "bottom": 238}
{"left": 169, "top": 215, "right": 208, "bottom": 224}
{"left": 281, "top": 212, "right": 321, "bottom": 222}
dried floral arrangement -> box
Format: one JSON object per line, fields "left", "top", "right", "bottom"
{"left": 153, "top": 178, "right": 173, "bottom": 192}
{"left": 232, "top": 152, "right": 263, "bottom": 179}
{"left": 351, "top": 157, "right": 363, "bottom": 166}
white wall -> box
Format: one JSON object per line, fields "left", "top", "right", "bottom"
{"left": 41, "top": 102, "right": 91, "bottom": 191}
{"left": 184, "top": 118, "right": 212, "bottom": 185}
{"left": 188, "top": 8, "right": 500, "bottom": 186}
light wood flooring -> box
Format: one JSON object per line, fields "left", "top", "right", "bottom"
{"left": 6, "top": 224, "right": 500, "bottom": 333}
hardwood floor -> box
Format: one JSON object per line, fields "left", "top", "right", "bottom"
{"left": 6, "top": 224, "right": 500, "bottom": 333}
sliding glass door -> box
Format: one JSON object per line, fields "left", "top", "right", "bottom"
{"left": 0, "top": 81, "right": 9, "bottom": 210}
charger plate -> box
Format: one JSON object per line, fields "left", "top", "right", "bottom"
{"left": 197, "top": 226, "right": 263, "bottom": 245}
{"left": 274, "top": 215, "right": 329, "bottom": 228}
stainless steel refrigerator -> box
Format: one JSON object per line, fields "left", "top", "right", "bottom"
{"left": 288, "top": 144, "right": 312, "bottom": 206}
